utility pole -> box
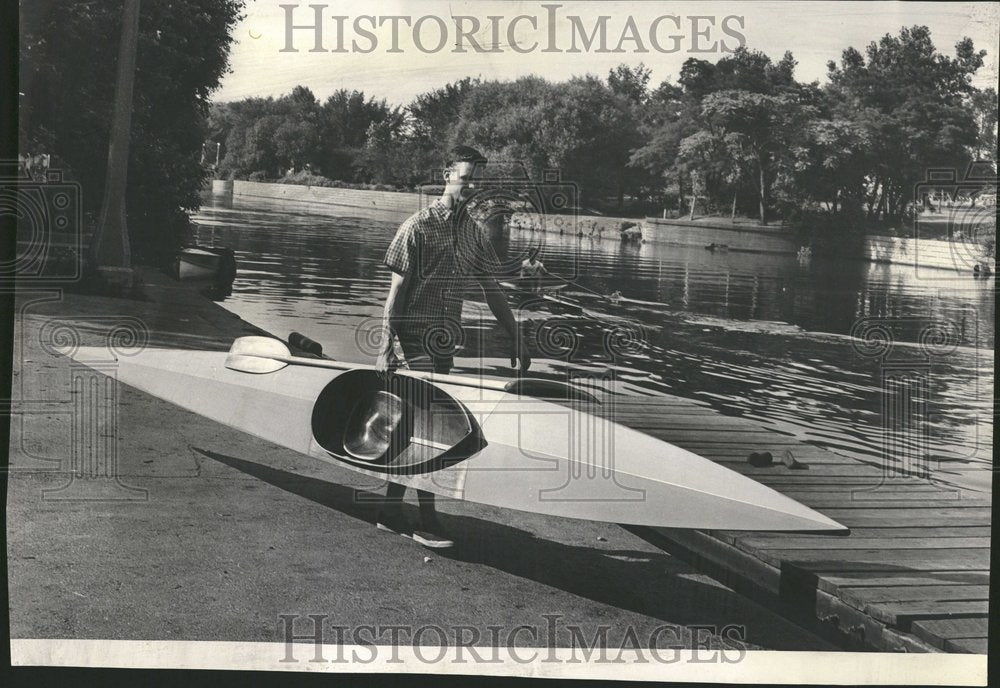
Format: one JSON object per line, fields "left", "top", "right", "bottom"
{"left": 90, "top": 0, "right": 141, "bottom": 288}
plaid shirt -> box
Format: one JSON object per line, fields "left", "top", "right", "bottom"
{"left": 383, "top": 199, "right": 500, "bottom": 334}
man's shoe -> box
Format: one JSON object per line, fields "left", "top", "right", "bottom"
{"left": 376, "top": 511, "right": 412, "bottom": 538}
{"left": 412, "top": 522, "right": 454, "bottom": 549}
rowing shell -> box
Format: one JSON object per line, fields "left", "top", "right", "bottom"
{"left": 62, "top": 345, "right": 847, "bottom": 532}
{"left": 499, "top": 280, "right": 584, "bottom": 314}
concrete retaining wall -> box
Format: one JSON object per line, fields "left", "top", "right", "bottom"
{"left": 211, "top": 179, "right": 233, "bottom": 196}
{"left": 232, "top": 180, "right": 423, "bottom": 220}
{"left": 864, "top": 234, "right": 995, "bottom": 272}
{"left": 642, "top": 218, "right": 798, "bottom": 254}
{"left": 513, "top": 214, "right": 799, "bottom": 254}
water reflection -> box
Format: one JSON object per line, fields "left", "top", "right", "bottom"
{"left": 191, "top": 195, "right": 993, "bottom": 493}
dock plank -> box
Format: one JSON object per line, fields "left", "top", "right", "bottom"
{"left": 771, "top": 548, "right": 990, "bottom": 569}
{"left": 840, "top": 585, "right": 990, "bottom": 607}
{"left": 819, "top": 515, "right": 991, "bottom": 527}
{"left": 815, "top": 573, "right": 990, "bottom": 592}
{"left": 866, "top": 600, "right": 989, "bottom": 628}
{"left": 776, "top": 498, "right": 989, "bottom": 509}
{"left": 822, "top": 507, "right": 992, "bottom": 520}
{"left": 811, "top": 526, "right": 991, "bottom": 538}
{"left": 910, "top": 618, "right": 990, "bottom": 651}
{"left": 733, "top": 536, "right": 990, "bottom": 551}
{"left": 945, "top": 638, "right": 988, "bottom": 654}
{"left": 718, "top": 527, "right": 991, "bottom": 543}
{"left": 791, "top": 560, "right": 990, "bottom": 575}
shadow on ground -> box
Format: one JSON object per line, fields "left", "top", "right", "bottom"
{"left": 195, "top": 447, "right": 833, "bottom": 650}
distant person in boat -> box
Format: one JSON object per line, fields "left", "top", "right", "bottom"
{"left": 374, "top": 144, "right": 530, "bottom": 549}
{"left": 519, "top": 246, "right": 549, "bottom": 292}
{"left": 620, "top": 221, "right": 642, "bottom": 242}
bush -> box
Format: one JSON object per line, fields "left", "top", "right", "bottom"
{"left": 272, "top": 170, "right": 414, "bottom": 193}
{"left": 248, "top": 171, "right": 270, "bottom": 182}
{"left": 788, "top": 202, "right": 867, "bottom": 258}
{"left": 981, "top": 235, "right": 996, "bottom": 259}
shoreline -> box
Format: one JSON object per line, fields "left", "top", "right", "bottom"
{"left": 219, "top": 181, "right": 995, "bottom": 270}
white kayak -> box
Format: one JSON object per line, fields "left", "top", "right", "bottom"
{"left": 61, "top": 338, "right": 847, "bottom": 532}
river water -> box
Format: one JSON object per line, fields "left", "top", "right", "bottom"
{"left": 191, "top": 196, "right": 994, "bottom": 494}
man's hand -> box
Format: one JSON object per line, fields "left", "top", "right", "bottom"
{"left": 375, "top": 348, "right": 399, "bottom": 378}
{"left": 510, "top": 336, "right": 531, "bottom": 372}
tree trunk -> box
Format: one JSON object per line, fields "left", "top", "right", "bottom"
{"left": 874, "top": 184, "right": 887, "bottom": 223}
{"left": 866, "top": 176, "right": 881, "bottom": 217}
{"left": 731, "top": 188, "right": 738, "bottom": 221}
{"left": 757, "top": 157, "right": 767, "bottom": 225}
{"left": 91, "top": 0, "right": 141, "bottom": 269}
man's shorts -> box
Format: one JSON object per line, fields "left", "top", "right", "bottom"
{"left": 394, "top": 322, "right": 461, "bottom": 374}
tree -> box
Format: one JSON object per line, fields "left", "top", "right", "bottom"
{"left": 215, "top": 96, "right": 279, "bottom": 178}
{"left": 607, "top": 63, "right": 651, "bottom": 106}
{"left": 20, "top": 0, "right": 245, "bottom": 262}
{"left": 697, "top": 90, "right": 815, "bottom": 223}
{"left": 356, "top": 109, "right": 409, "bottom": 185}
{"left": 317, "top": 89, "right": 396, "bottom": 181}
{"left": 785, "top": 118, "right": 870, "bottom": 211}
{"left": 452, "top": 76, "right": 641, "bottom": 208}
{"left": 272, "top": 86, "right": 321, "bottom": 174}
{"left": 970, "top": 87, "right": 998, "bottom": 161}
{"left": 408, "top": 78, "right": 479, "bottom": 147}
{"left": 825, "top": 26, "right": 986, "bottom": 221}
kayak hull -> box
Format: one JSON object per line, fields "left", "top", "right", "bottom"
{"left": 61, "top": 346, "right": 847, "bottom": 532}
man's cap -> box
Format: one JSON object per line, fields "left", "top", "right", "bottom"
{"left": 449, "top": 145, "right": 487, "bottom": 164}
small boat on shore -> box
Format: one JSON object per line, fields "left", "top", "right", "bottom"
{"left": 174, "top": 245, "right": 237, "bottom": 282}
{"left": 61, "top": 336, "right": 848, "bottom": 532}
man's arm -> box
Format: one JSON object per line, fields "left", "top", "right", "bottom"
{"left": 375, "top": 270, "right": 409, "bottom": 374}
{"left": 478, "top": 276, "right": 530, "bottom": 371}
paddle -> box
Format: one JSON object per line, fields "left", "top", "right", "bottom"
{"left": 225, "top": 336, "right": 599, "bottom": 402}
{"left": 500, "top": 280, "right": 585, "bottom": 315}
{"left": 556, "top": 278, "right": 665, "bottom": 307}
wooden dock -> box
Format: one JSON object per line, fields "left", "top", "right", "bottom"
{"left": 600, "top": 396, "right": 990, "bottom": 653}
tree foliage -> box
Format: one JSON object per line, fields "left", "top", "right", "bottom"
{"left": 630, "top": 29, "right": 992, "bottom": 225}
{"left": 20, "top": 0, "right": 246, "bottom": 261}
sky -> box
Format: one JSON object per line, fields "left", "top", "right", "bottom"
{"left": 214, "top": 1, "right": 999, "bottom": 105}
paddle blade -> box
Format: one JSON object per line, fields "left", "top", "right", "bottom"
{"left": 225, "top": 336, "right": 293, "bottom": 374}
{"left": 224, "top": 353, "right": 288, "bottom": 374}
{"left": 230, "top": 335, "right": 292, "bottom": 358}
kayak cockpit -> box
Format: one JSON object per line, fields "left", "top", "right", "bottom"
{"left": 311, "top": 370, "right": 486, "bottom": 474}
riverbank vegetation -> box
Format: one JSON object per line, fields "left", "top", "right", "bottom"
{"left": 19, "top": 0, "right": 246, "bottom": 262}
{"left": 211, "top": 25, "right": 996, "bottom": 242}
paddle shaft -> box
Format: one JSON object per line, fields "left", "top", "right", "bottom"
{"left": 559, "top": 277, "right": 661, "bottom": 307}
{"left": 260, "top": 352, "right": 514, "bottom": 392}
{"left": 560, "top": 278, "right": 606, "bottom": 298}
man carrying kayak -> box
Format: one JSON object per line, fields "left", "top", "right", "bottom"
{"left": 374, "top": 145, "right": 531, "bottom": 548}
